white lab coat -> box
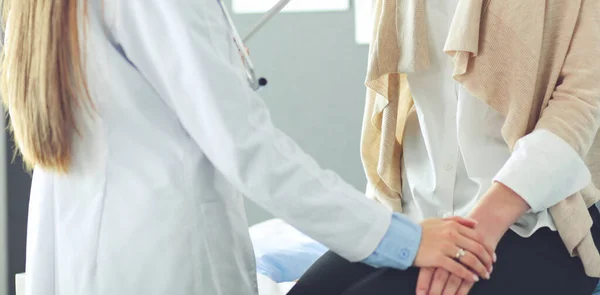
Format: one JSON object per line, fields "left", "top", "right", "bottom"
{"left": 23, "top": 0, "right": 392, "bottom": 294}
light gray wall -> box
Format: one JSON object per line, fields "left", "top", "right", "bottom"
{"left": 0, "top": 107, "right": 7, "bottom": 295}
{"left": 228, "top": 3, "right": 372, "bottom": 225}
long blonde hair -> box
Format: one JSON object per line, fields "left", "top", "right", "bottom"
{"left": 0, "top": 0, "right": 89, "bottom": 173}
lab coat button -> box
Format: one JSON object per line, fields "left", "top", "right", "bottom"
{"left": 444, "top": 163, "right": 453, "bottom": 171}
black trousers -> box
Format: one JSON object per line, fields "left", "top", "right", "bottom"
{"left": 289, "top": 207, "right": 600, "bottom": 295}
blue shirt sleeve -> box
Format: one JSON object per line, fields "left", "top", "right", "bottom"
{"left": 361, "top": 213, "right": 422, "bottom": 270}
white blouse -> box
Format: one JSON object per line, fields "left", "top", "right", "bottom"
{"left": 400, "top": 0, "right": 591, "bottom": 237}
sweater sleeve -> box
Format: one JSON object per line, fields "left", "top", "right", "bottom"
{"left": 533, "top": 0, "right": 600, "bottom": 157}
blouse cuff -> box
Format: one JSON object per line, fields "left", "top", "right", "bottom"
{"left": 493, "top": 129, "right": 591, "bottom": 213}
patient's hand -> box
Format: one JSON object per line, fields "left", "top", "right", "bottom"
{"left": 417, "top": 268, "right": 474, "bottom": 295}
{"left": 414, "top": 182, "right": 527, "bottom": 294}
{"left": 413, "top": 217, "right": 495, "bottom": 283}
{"left": 415, "top": 216, "right": 498, "bottom": 295}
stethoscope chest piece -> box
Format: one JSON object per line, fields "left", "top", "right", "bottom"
{"left": 216, "top": 0, "right": 290, "bottom": 91}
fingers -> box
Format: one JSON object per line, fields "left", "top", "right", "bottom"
{"left": 456, "top": 225, "right": 496, "bottom": 260}
{"left": 429, "top": 269, "right": 450, "bottom": 295}
{"left": 443, "top": 216, "right": 478, "bottom": 229}
{"left": 439, "top": 256, "right": 479, "bottom": 282}
{"left": 457, "top": 281, "right": 475, "bottom": 295}
{"left": 416, "top": 268, "right": 434, "bottom": 295}
{"left": 454, "top": 234, "right": 493, "bottom": 271}
{"left": 442, "top": 275, "right": 463, "bottom": 295}
{"left": 451, "top": 247, "right": 490, "bottom": 279}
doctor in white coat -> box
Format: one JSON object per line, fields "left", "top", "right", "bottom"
{"left": 1, "top": 0, "right": 494, "bottom": 294}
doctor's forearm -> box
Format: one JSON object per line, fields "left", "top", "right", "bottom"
{"left": 468, "top": 182, "right": 530, "bottom": 247}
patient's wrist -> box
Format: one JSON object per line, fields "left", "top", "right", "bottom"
{"left": 468, "top": 182, "right": 530, "bottom": 247}
{"left": 467, "top": 212, "right": 508, "bottom": 248}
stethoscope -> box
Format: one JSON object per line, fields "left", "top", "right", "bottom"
{"left": 216, "top": 0, "right": 292, "bottom": 91}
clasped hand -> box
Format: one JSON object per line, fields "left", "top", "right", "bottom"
{"left": 412, "top": 217, "right": 496, "bottom": 295}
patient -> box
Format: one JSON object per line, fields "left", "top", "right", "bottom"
{"left": 289, "top": 0, "right": 600, "bottom": 294}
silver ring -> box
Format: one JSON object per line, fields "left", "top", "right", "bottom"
{"left": 455, "top": 248, "right": 467, "bottom": 260}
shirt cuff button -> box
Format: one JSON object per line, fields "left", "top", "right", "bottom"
{"left": 400, "top": 249, "right": 410, "bottom": 259}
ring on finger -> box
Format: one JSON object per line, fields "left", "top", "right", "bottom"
{"left": 455, "top": 248, "right": 467, "bottom": 260}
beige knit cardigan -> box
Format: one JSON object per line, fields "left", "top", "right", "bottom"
{"left": 360, "top": 0, "right": 600, "bottom": 277}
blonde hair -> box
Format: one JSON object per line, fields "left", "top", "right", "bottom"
{"left": 0, "top": 0, "right": 90, "bottom": 173}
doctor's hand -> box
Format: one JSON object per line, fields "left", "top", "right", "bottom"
{"left": 413, "top": 217, "right": 495, "bottom": 283}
